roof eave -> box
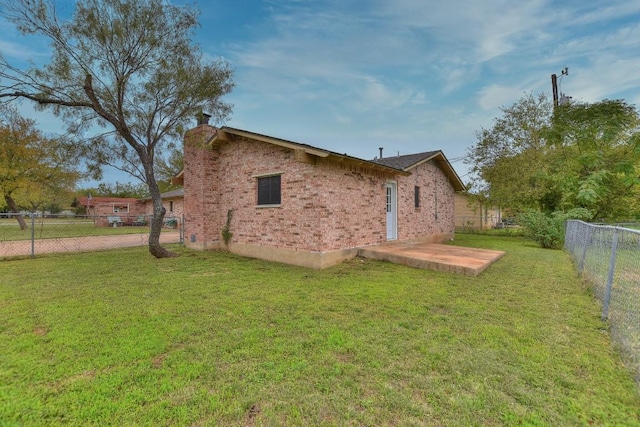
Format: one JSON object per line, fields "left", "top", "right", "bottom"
{"left": 404, "top": 151, "right": 466, "bottom": 192}
{"left": 172, "top": 169, "right": 184, "bottom": 186}
{"left": 216, "top": 126, "right": 409, "bottom": 176}
{"left": 216, "top": 127, "right": 329, "bottom": 158}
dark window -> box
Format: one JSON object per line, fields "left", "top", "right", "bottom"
{"left": 257, "top": 175, "right": 281, "bottom": 205}
{"left": 414, "top": 186, "right": 420, "bottom": 208}
{"left": 169, "top": 201, "right": 174, "bottom": 212}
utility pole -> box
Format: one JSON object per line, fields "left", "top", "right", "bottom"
{"left": 551, "top": 66, "right": 569, "bottom": 108}
{"left": 551, "top": 73, "right": 559, "bottom": 108}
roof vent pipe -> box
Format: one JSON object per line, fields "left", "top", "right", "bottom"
{"left": 379, "top": 147, "right": 383, "bottom": 158}
{"left": 197, "top": 112, "right": 211, "bottom": 125}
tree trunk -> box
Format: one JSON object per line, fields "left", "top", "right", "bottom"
{"left": 4, "top": 194, "right": 28, "bottom": 230}
{"left": 145, "top": 162, "right": 179, "bottom": 258}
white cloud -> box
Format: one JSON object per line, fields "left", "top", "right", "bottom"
{"left": 371, "top": 0, "right": 551, "bottom": 61}
{"left": 335, "top": 114, "right": 352, "bottom": 125}
{"left": 558, "top": 22, "right": 640, "bottom": 58}
{"left": 355, "top": 76, "right": 413, "bottom": 111}
{"left": 410, "top": 92, "right": 428, "bottom": 105}
{"left": 0, "top": 38, "right": 49, "bottom": 63}
{"left": 476, "top": 84, "right": 527, "bottom": 111}
{"left": 568, "top": 56, "right": 640, "bottom": 103}
{"left": 557, "top": 1, "right": 640, "bottom": 27}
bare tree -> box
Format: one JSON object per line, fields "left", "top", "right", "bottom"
{"left": 0, "top": 0, "right": 234, "bottom": 257}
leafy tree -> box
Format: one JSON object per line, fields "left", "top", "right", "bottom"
{"left": 155, "top": 147, "right": 184, "bottom": 193}
{"left": 0, "top": 104, "right": 81, "bottom": 229}
{"left": 466, "top": 93, "right": 554, "bottom": 212}
{"left": 0, "top": 0, "right": 234, "bottom": 257}
{"left": 77, "top": 182, "right": 149, "bottom": 199}
{"left": 467, "top": 94, "right": 640, "bottom": 221}
{"left": 546, "top": 99, "right": 640, "bottom": 220}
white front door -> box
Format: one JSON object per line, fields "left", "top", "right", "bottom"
{"left": 385, "top": 182, "right": 397, "bottom": 240}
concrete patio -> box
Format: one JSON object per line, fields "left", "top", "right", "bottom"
{"left": 358, "top": 241, "right": 505, "bottom": 276}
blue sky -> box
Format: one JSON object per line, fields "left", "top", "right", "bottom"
{"left": 2, "top": 0, "right": 640, "bottom": 186}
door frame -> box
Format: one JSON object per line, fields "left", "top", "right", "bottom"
{"left": 385, "top": 181, "right": 398, "bottom": 240}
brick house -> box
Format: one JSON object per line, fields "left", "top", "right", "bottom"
{"left": 78, "top": 189, "right": 184, "bottom": 227}
{"left": 76, "top": 196, "right": 146, "bottom": 226}
{"left": 177, "top": 121, "right": 465, "bottom": 269}
{"left": 141, "top": 188, "right": 184, "bottom": 228}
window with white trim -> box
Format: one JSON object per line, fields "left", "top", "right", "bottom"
{"left": 113, "top": 204, "right": 129, "bottom": 213}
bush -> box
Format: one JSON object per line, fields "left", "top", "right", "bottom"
{"left": 518, "top": 208, "right": 592, "bottom": 249}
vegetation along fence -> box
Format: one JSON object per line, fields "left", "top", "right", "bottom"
{"left": 564, "top": 220, "right": 640, "bottom": 386}
{"left": 0, "top": 213, "right": 183, "bottom": 259}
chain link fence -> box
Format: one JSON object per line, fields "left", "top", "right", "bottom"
{"left": 565, "top": 220, "right": 640, "bottom": 386}
{"left": 0, "top": 213, "right": 183, "bottom": 259}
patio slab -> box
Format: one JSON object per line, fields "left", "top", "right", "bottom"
{"left": 358, "top": 241, "right": 505, "bottom": 276}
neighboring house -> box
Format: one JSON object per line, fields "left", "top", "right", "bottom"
{"left": 77, "top": 190, "right": 185, "bottom": 227}
{"left": 454, "top": 193, "right": 502, "bottom": 230}
{"left": 176, "top": 120, "right": 465, "bottom": 269}
{"left": 76, "top": 196, "right": 146, "bottom": 226}
{"left": 141, "top": 188, "right": 184, "bottom": 227}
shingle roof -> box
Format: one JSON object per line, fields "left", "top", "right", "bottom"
{"left": 215, "top": 126, "right": 410, "bottom": 176}
{"left": 139, "top": 188, "right": 184, "bottom": 202}
{"left": 373, "top": 151, "right": 441, "bottom": 170}
{"left": 374, "top": 150, "right": 466, "bottom": 192}
{"left": 204, "top": 126, "right": 465, "bottom": 191}
{"left": 159, "top": 188, "right": 184, "bottom": 199}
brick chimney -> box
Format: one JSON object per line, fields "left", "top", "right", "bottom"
{"left": 197, "top": 112, "right": 211, "bottom": 126}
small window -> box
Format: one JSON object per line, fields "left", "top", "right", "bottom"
{"left": 169, "top": 201, "right": 174, "bottom": 213}
{"left": 113, "top": 204, "right": 129, "bottom": 213}
{"left": 257, "top": 175, "right": 281, "bottom": 205}
{"left": 414, "top": 186, "right": 420, "bottom": 208}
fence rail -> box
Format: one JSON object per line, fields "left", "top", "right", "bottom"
{"left": 564, "top": 220, "right": 640, "bottom": 386}
{"left": 0, "top": 213, "right": 183, "bottom": 258}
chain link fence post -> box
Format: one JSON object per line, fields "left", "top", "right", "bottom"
{"left": 602, "top": 228, "right": 618, "bottom": 320}
{"left": 30, "top": 212, "right": 36, "bottom": 258}
{"left": 577, "top": 228, "right": 589, "bottom": 275}
{"left": 180, "top": 214, "right": 185, "bottom": 244}
{"left": 565, "top": 220, "right": 640, "bottom": 387}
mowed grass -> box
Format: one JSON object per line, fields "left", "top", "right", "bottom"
{"left": 1, "top": 235, "right": 639, "bottom": 426}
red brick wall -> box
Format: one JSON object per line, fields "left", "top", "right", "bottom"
{"left": 87, "top": 198, "right": 146, "bottom": 226}
{"left": 144, "top": 198, "right": 183, "bottom": 221}
{"left": 312, "top": 159, "right": 389, "bottom": 250}
{"left": 214, "top": 139, "right": 392, "bottom": 252}
{"left": 183, "top": 125, "right": 455, "bottom": 252}
{"left": 397, "top": 160, "right": 456, "bottom": 240}
{"left": 183, "top": 125, "right": 219, "bottom": 245}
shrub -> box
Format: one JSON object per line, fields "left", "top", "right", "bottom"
{"left": 518, "top": 208, "right": 592, "bottom": 249}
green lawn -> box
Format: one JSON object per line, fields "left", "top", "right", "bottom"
{"left": 1, "top": 235, "right": 638, "bottom": 426}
